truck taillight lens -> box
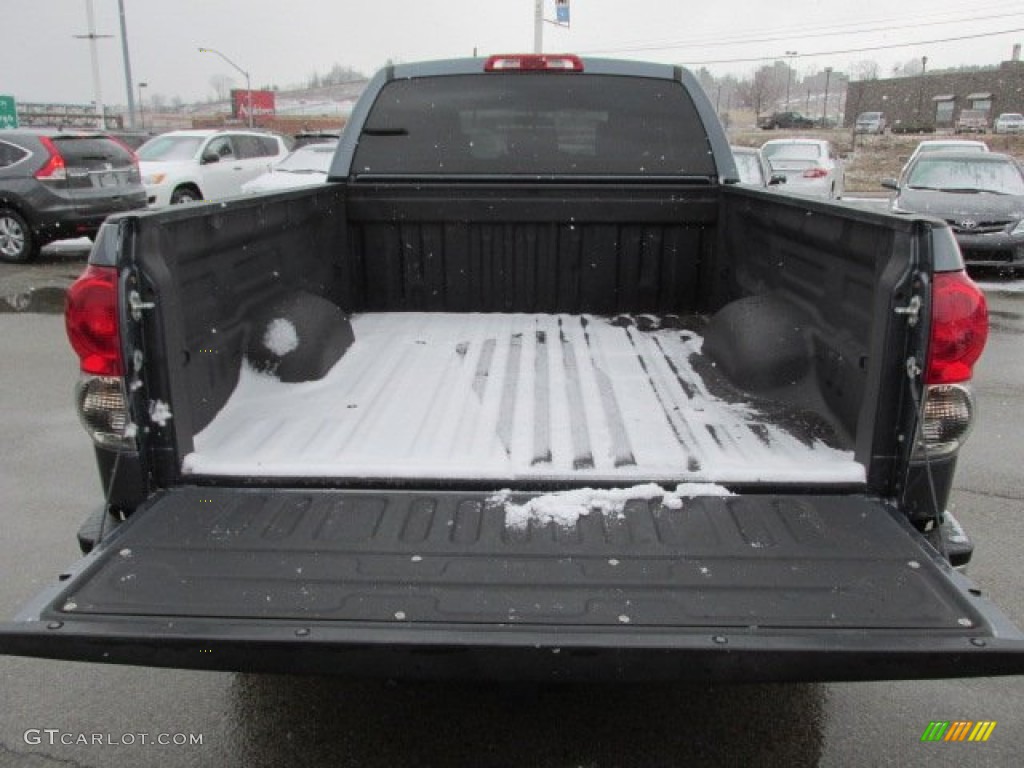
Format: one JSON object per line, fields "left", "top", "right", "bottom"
{"left": 914, "top": 384, "right": 974, "bottom": 458}
{"left": 926, "top": 271, "right": 988, "bottom": 386}
{"left": 802, "top": 167, "right": 829, "bottom": 179}
{"left": 66, "top": 265, "right": 123, "bottom": 376}
{"left": 914, "top": 271, "right": 988, "bottom": 458}
{"left": 76, "top": 376, "right": 135, "bottom": 450}
{"left": 35, "top": 137, "right": 68, "bottom": 181}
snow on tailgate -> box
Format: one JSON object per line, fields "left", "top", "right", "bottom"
{"left": 184, "top": 313, "right": 865, "bottom": 484}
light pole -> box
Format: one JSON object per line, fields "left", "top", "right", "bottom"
{"left": 74, "top": 0, "right": 113, "bottom": 129}
{"left": 116, "top": 0, "right": 137, "bottom": 128}
{"left": 822, "top": 67, "right": 833, "bottom": 127}
{"left": 198, "top": 46, "right": 253, "bottom": 128}
{"left": 785, "top": 51, "right": 798, "bottom": 109}
{"left": 137, "top": 81, "right": 147, "bottom": 130}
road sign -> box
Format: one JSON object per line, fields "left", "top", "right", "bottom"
{"left": 0, "top": 95, "right": 18, "bottom": 128}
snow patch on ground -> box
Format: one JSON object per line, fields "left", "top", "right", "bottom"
{"left": 263, "top": 318, "right": 299, "bottom": 356}
{"left": 493, "top": 482, "right": 734, "bottom": 528}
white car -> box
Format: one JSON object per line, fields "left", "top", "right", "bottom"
{"left": 761, "top": 139, "right": 845, "bottom": 199}
{"left": 138, "top": 129, "right": 290, "bottom": 206}
{"left": 994, "top": 113, "right": 1024, "bottom": 134}
{"left": 241, "top": 141, "right": 338, "bottom": 194}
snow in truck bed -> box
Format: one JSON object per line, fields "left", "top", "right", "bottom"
{"left": 183, "top": 313, "right": 865, "bottom": 484}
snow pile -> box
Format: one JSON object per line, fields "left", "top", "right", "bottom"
{"left": 263, "top": 318, "right": 300, "bottom": 356}
{"left": 494, "top": 482, "right": 734, "bottom": 528}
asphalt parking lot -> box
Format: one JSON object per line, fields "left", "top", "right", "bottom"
{"left": 0, "top": 249, "right": 1022, "bottom": 767}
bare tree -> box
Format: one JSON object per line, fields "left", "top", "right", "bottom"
{"left": 851, "top": 60, "right": 880, "bottom": 81}
{"left": 209, "top": 74, "right": 235, "bottom": 101}
{"left": 738, "top": 64, "right": 787, "bottom": 116}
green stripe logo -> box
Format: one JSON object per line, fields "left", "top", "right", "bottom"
{"left": 921, "top": 722, "right": 950, "bottom": 742}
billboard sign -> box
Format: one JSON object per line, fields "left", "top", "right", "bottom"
{"left": 231, "top": 89, "right": 276, "bottom": 120}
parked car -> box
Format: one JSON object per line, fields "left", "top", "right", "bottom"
{"left": 993, "top": 112, "right": 1024, "bottom": 134}
{"left": 757, "top": 111, "right": 815, "bottom": 130}
{"left": 854, "top": 111, "right": 886, "bottom": 134}
{"left": 291, "top": 130, "right": 342, "bottom": 149}
{"left": 883, "top": 151, "right": 1024, "bottom": 271}
{"left": 730, "top": 146, "right": 783, "bottom": 188}
{"left": 241, "top": 140, "right": 338, "bottom": 194}
{"left": 137, "top": 129, "right": 290, "bottom": 206}
{"left": 0, "top": 128, "right": 147, "bottom": 263}
{"left": 898, "top": 139, "right": 990, "bottom": 184}
{"left": 104, "top": 130, "right": 156, "bottom": 150}
{"left": 761, "top": 138, "right": 845, "bottom": 199}
{"left": 890, "top": 120, "right": 935, "bottom": 134}
{"left": 954, "top": 109, "right": 989, "bottom": 134}
{"left": 907, "top": 139, "right": 990, "bottom": 161}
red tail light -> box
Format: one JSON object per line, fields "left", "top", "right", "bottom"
{"left": 66, "top": 265, "right": 123, "bottom": 376}
{"left": 35, "top": 137, "right": 68, "bottom": 181}
{"left": 802, "top": 167, "right": 829, "bottom": 179}
{"left": 926, "top": 271, "right": 988, "bottom": 385}
{"left": 485, "top": 54, "right": 583, "bottom": 72}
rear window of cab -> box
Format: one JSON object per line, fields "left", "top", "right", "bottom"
{"left": 353, "top": 74, "right": 716, "bottom": 177}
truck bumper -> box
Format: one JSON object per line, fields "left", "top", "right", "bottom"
{"left": 3, "top": 487, "right": 1024, "bottom": 682}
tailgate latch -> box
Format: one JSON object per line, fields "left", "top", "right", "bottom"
{"left": 894, "top": 295, "right": 922, "bottom": 326}
{"left": 128, "top": 290, "right": 155, "bottom": 321}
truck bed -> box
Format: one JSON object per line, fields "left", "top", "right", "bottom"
{"left": 185, "top": 313, "right": 863, "bottom": 484}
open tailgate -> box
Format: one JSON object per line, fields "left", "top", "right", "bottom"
{"left": 2, "top": 487, "right": 1024, "bottom": 682}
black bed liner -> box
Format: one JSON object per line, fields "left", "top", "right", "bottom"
{"left": 3, "top": 487, "right": 1024, "bottom": 681}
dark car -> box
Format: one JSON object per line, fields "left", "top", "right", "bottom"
{"left": 291, "top": 130, "right": 342, "bottom": 149}
{"left": 882, "top": 151, "right": 1024, "bottom": 271}
{"left": 757, "top": 111, "right": 815, "bottom": 130}
{"left": 0, "top": 129, "right": 147, "bottom": 263}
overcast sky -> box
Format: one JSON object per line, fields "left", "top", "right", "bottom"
{"left": 2, "top": 0, "right": 1023, "bottom": 106}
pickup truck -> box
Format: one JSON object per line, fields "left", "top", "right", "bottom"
{"left": 3, "top": 54, "right": 1024, "bottom": 682}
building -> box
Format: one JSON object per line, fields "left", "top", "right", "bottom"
{"left": 844, "top": 45, "right": 1024, "bottom": 131}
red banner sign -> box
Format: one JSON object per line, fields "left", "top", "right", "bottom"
{"left": 231, "top": 89, "right": 276, "bottom": 119}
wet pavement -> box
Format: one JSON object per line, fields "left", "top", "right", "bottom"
{"left": 0, "top": 239, "right": 90, "bottom": 313}
{"left": 0, "top": 262, "right": 1022, "bottom": 767}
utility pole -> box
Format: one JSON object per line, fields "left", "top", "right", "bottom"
{"left": 785, "top": 51, "right": 797, "bottom": 109}
{"left": 137, "top": 81, "right": 147, "bottom": 130}
{"left": 117, "top": 0, "right": 137, "bottom": 129}
{"left": 822, "top": 67, "right": 833, "bottom": 127}
{"left": 534, "top": 0, "right": 543, "bottom": 53}
{"left": 74, "top": 0, "right": 113, "bottom": 129}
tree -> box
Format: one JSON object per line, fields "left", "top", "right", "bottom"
{"left": 851, "top": 60, "right": 879, "bottom": 81}
{"left": 209, "top": 74, "right": 234, "bottom": 101}
{"left": 737, "top": 64, "right": 787, "bottom": 116}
